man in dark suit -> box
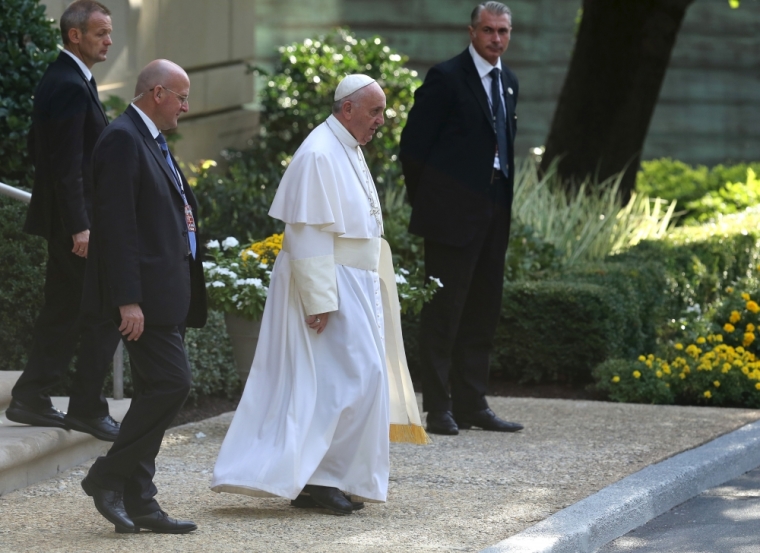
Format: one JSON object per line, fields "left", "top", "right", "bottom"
{"left": 7, "top": 0, "right": 121, "bottom": 442}
{"left": 79, "top": 59, "right": 206, "bottom": 534}
{"left": 399, "top": 2, "right": 524, "bottom": 436}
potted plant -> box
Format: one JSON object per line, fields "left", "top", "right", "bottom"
{"left": 203, "top": 234, "right": 282, "bottom": 381}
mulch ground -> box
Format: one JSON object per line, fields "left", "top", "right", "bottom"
{"left": 171, "top": 376, "right": 604, "bottom": 428}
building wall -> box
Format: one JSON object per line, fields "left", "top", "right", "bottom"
{"left": 43, "top": 0, "right": 759, "bottom": 166}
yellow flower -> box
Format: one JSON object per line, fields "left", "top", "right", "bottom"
{"left": 611, "top": 376, "right": 620, "bottom": 383}
{"left": 704, "top": 390, "right": 712, "bottom": 399}
{"left": 638, "top": 355, "right": 646, "bottom": 362}
{"left": 747, "top": 301, "right": 760, "bottom": 314}
{"left": 715, "top": 334, "right": 724, "bottom": 342}
{"left": 645, "top": 360, "right": 653, "bottom": 368}
{"left": 742, "top": 292, "right": 751, "bottom": 301}
{"left": 662, "top": 364, "right": 671, "bottom": 374}
{"left": 674, "top": 343, "right": 684, "bottom": 350}
{"left": 744, "top": 333, "right": 755, "bottom": 347}
{"left": 632, "top": 370, "right": 641, "bottom": 379}
{"left": 680, "top": 372, "right": 687, "bottom": 380}
{"left": 696, "top": 337, "right": 706, "bottom": 344}
{"left": 722, "top": 363, "right": 732, "bottom": 373}
{"left": 727, "top": 286, "right": 734, "bottom": 294}
{"left": 729, "top": 311, "right": 741, "bottom": 324}
{"left": 656, "top": 370, "right": 663, "bottom": 378}
{"left": 748, "top": 323, "right": 756, "bottom": 332}
{"left": 756, "top": 383, "right": 760, "bottom": 391}
{"left": 713, "top": 380, "right": 721, "bottom": 387}
{"left": 724, "top": 323, "right": 736, "bottom": 333}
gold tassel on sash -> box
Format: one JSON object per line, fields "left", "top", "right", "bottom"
{"left": 378, "top": 239, "right": 432, "bottom": 445}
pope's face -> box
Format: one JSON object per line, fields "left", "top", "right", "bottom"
{"left": 469, "top": 10, "right": 511, "bottom": 65}
{"left": 345, "top": 83, "right": 386, "bottom": 145}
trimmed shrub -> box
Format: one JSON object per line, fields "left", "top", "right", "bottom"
{"left": 0, "top": 0, "right": 59, "bottom": 188}
{"left": 593, "top": 358, "right": 675, "bottom": 404}
{"left": 0, "top": 196, "right": 45, "bottom": 370}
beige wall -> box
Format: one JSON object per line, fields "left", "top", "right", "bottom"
{"left": 43, "top": 0, "right": 760, "bottom": 166}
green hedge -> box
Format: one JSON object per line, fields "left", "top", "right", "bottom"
{"left": 0, "top": 196, "right": 45, "bottom": 370}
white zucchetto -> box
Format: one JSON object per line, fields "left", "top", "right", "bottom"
{"left": 334, "top": 74, "right": 376, "bottom": 101}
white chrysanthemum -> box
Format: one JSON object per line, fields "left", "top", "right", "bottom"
{"left": 399, "top": 268, "right": 409, "bottom": 275}
{"left": 395, "top": 273, "right": 407, "bottom": 285}
{"left": 206, "top": 240, "right": 220, "bottom": 249}
{"left": 202, "top": 261, "right": 216, "bottom": 270}
{"left": 222, "top": 237, "right": 239, "bottom": 250}
{"left": 210, "top": 281, "right": 225, "bottom": 288}
{"left": 429, "top": 276, "right": 443, "bottom": 288}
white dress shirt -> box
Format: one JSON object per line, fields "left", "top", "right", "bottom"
{"left": 61, "top": 48, "right": 93, "bottom": 82}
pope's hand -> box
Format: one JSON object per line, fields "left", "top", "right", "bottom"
{"left": 72, "top": 229, "right": 90, "bottom": 258}
{"left": 306, "top": 313, "right": 329, "bottom": 334}
{"left": 119, "top": 303, "right": 144, "bottom": 341}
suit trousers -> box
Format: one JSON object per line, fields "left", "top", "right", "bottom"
{"left": 87, "top": 324, "right": 191, "bottom": 516}
{"left": 12, "top": 229, "right": 120, "bottom": 417}
{"left": 419, "top": 200, "right": 511, "bottom": 414}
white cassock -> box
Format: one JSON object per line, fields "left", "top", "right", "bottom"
{"left": 211, "top": 115, "right": 394, "bottom": 502}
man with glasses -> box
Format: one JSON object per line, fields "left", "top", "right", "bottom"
{"left": 8, "top": 0, "right": 122, "bottom": 442}
{"left": 79, "top": 59, "right": 206, "bottom": 534}
{"left": 400, "top": 2, "right": 523, "bottom": 436}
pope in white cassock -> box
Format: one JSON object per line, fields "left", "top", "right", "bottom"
{"left": 212, "top": 75, "right": 428, "bottom": 515}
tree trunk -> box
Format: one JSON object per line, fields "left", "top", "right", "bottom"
{"left": 540, "top": 0, "right": 695, "bottom": 199}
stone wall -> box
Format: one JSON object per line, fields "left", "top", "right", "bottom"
{"left": 43, "top": 0, "right": 759, "bottom": 166}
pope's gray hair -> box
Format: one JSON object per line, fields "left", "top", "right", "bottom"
{"left": 332, "top": 89, "right": 364, "bottom": 115}
{"left": 471, "top": 2, "right": 511, "bottom": 27}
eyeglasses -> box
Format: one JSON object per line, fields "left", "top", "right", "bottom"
{"left": 150, "top": 85, "right": 189, "bottom": 106}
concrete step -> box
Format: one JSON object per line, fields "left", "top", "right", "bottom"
{"left": 0, "top": 370, "right": 131, "bottom": 497}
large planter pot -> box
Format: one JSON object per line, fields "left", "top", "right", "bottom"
{"left": 224, "top": 313, "right": 262, "bottom": 383}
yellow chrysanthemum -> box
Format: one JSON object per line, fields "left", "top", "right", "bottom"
{"left": 611, "top": 376, "right": 620, "bottom": 383}
{"left": 674, "top": 343, "right": 684, "bottom": 350}
{"left": 756, "top": 383, "right": 760, "bottom": 391}
{"left": 747, "top": 301, "right": 760, "bottom": 314}
{"left": 729, "top": 311, "right": 742, "bottom": 324}
{"left": 742, "top": 292, "right": 751, "bottom": 301}
{"left": 656, "top": 370, "right": 663, "bottom": 378}
{"left": 744, "top": 333, "right": 756, "bottom": 347}
{"left": 696, "top": 336, "right": 706, "bottom": 344}
{"left": 638, "top": 355, "right": 646, "bottom": 362}
{"left": 704, "top": 390, "right": 712, "bottom": 399}
{"left": 632, "top": 370, "right": 641, "bottom": 379}
{"left": 715, "top": 334, "right": 724, "bottom": 342}
{"left": 724, "top": 323, "right": 736, "bottom": 333}
{"left": 713, "top": 380, "right": 721, "bottom": 388}
{"left": 727, "top": 286, "right": 735, "bottom": 294}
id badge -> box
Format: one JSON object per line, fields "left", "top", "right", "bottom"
{"left": 184, "top": 204, "right": 197, "bottom": 232}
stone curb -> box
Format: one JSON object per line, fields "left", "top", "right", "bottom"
{"left": 480, "top": 419, "right": 760, "bottom": 553}
{"left": 0, "top": 371, "right": 21, "bottom": 411}
{"left": 0, "top": 397, "right": 130, "bottom": 496}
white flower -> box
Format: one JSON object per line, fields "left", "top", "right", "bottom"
{"left": 231, "top": 294, "right": 239, "bottom": 302}
{"left": 210, "top": 281, "right": 225, "bottom": 288}
{"left": 222, "top": 237, "right": 239, "bottom": 250}
{"left": 247, "top": 278, "right": 264, "bottom": 288}
{"left": 395, "top": 273, "right": 408, "bottom": 285}
{"left": 246, "top": 250, "right": 259, "bottom": 258}
{"left": 215, "top": 267, "right": 237, "bottom": 278}
{"left": 429, "top": 276, "right": 443, "bottom": 288}
{"left": 202, "top": 261, "right": 216, "bottom": 270}
{"left": 234, "top": 279, "right": 247, "bottom": 287}
{"left": 399, "top": 268, "right": 409, "bottom": 275}
{"left": 206, "top": 240, "right": 220, "bottom": 249}
{"left": 230, "top": 262, "right": 239, "bottom": 268}
{"left": 259, "top": 263, "right": 268, "bottom": 269}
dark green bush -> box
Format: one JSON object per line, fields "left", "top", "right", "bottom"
{"left": 0, "top": 196, "right": 45, "bottom": 370}
{"left": 192, "top": 27, "right": 421, "bottom": 242}
{"left": 593, "top": 358, "right": 675, "bottom": 404}
{"left": 0, "top": 0, "right": 59, "bottom": 188}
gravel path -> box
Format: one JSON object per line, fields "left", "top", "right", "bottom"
{"left": 1, "top": 397, "right": 758, "bottom": 553}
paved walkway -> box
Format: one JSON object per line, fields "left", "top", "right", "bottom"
{"left": 1, "top": 396, "right": 759, "bottom": 552}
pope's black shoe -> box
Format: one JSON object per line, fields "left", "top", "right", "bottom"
{"left": 302, "top": 485, "right": 354, "bottom": 515}
{"left": 81, "top": 475, "right": 135, "bottom": 533}
{"left": 291, "top": 492, "right": 364, "bottom": 511}
{"left": 122, "top": 510, "right": 197, "bottom": 534}
{"left": 5, "top": 399, "right": 67, "bottom": 429}
{"left": 426, "top": 410, "right": 459, "bottom": 435}
{"left": 65, "top": 414, "right": 120, "bottom": 442}
{"left": 454, "top": 408, "right": 524, "bottom": 432}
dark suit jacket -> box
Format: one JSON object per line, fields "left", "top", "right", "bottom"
{"left": 82, "top": 106, "right": 207, "bottom": 328}
{"left": 24, "top": 52, "right": 109, "bottom": 240}
{"left": 399, "top": 48, "right": 518, "bottom": 247}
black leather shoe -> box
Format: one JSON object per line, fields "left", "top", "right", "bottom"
{"left": 454, "top": 408, "right": 523, "bottom": 432}
{"left": 302, "top": 485, "right": 354, "bottom": 515}
{"left": 5, "top": 399, "right": 67, "bottom": 429}
{"left": 65, "top": 414, "right": 120, "bottom": 442}
{"left": 291, "top": 492, "right": 364, "bottom": 511}
{"left": 124, "top": 510, "right": 197, "bottom": 534}
{"left": 81, "top": 475, "right": 135, "bottom": 533}
{"left": 426, "top": 410, "right": 459, "bottom": 435}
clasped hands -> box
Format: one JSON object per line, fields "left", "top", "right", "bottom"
{"left": 306, "top": 313, "right": 329, "bottom": 334}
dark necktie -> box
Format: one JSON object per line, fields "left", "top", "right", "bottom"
{"left": 90, "top": 76, "right": 97, "bottom": 88}
{"left": 490, "top": 67, "right": 509, "bottom": 178}
{"left": 156, "top": 133, "right": 197, "bottom": 259}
